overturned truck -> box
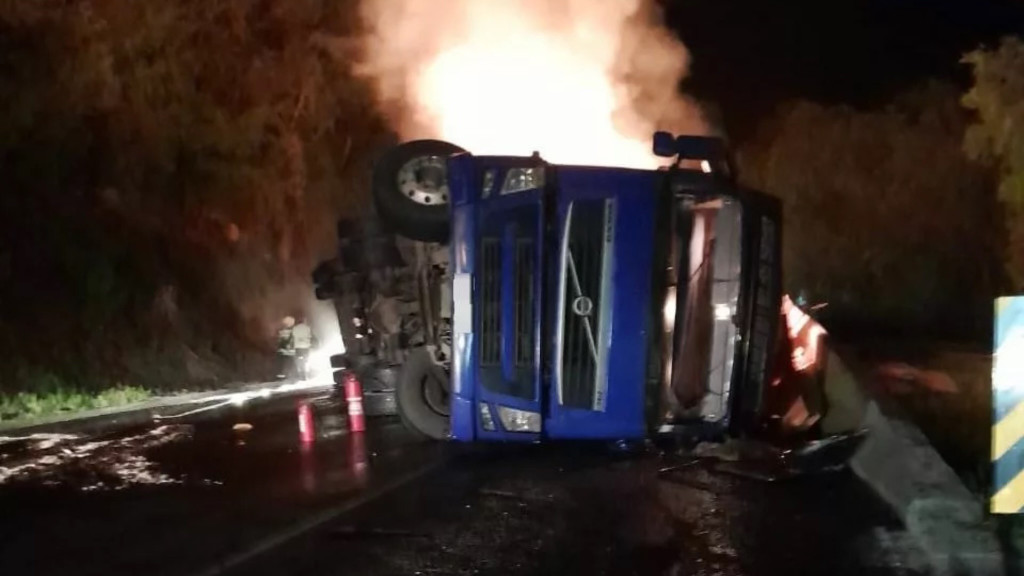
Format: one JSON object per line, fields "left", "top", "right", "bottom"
{"left": 314, "top": 133, "right": 830, "bottom": 442}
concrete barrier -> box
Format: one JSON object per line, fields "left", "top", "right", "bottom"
{"left": 832, "top": 347, "right": 1006, "bottom": 575}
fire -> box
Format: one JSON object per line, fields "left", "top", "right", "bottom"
{"left": 307, "top": 299, "right": 345, "bottom": 382}
{"left": 358, "top": 0, "right": 707, "bottom": 168}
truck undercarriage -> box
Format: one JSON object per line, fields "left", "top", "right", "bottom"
{"left": 313, "top": 211, "right": 455, "bottom": 438}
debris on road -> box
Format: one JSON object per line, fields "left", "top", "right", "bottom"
{"left": 785, "top": 428, "right": 870, "bottom": 473}
{"left": 659, "top": 429, "right": 869, "bottom": 485}
{"left": 0, "top": 433, "right": 79, "bottom": 455}
{"left": 0, "top": 424, "right": 194, "bottom": 490}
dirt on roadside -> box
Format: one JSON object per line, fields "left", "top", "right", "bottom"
{"left": 846, "top": 341, "right": 991, "bottom": 494}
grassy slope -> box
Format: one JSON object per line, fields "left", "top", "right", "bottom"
{"left": 0, "top": 385, "right": 151, "bottom": 423}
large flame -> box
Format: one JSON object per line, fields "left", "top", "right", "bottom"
{"left": 358, "top": 0, "right": 708, "bottom": 168}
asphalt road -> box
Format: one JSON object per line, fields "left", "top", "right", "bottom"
{"left": 0, "top": 391, "right": 925, "bottom": 576}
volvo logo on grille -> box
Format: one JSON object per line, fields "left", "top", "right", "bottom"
{"left": 572, "top": 296, "right": 594, "bottom": 317}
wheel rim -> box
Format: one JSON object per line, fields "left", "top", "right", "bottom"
{"left": 396, "top": 155, "right": 450, "bottom": 207}
{"left": 421, "top": 370, "right": 450, "bottom": 417}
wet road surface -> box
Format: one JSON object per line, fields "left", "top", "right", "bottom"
{"left": 228, "top": 446, "right": 924, "bottom": 576}
{"left": 0, "top": 391, "right": 445, "bottom": 576}
{"left": 0, "top": 392, "right": 924, "bottom": 576}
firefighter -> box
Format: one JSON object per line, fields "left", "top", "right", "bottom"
{"left": 292, "top": 315, "right": 317, "bottom": 381}
{"left": 277, "top": 316, "right": 296, "bottom": 380}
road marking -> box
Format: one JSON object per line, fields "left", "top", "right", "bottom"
{"left": 188, "top": 456, "right": 448, "bottom": 576}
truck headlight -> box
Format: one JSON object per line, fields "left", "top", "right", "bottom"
{"left": 496, "top": 406, "right": 541, "bottom": 433}
{"left": 500, "top": 167, "right": 545, "bottom": 195}
{"left": 479, "top": 402, "right": 496, "bottom": 431}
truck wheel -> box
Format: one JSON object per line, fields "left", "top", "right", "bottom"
{"left": 372, "top": 139, "right": 466, "bottom": 243}
{"left": 395, "top": 348, "right": 450, "bottom": 440}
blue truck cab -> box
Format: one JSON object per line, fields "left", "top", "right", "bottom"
{"left": 435, "top": 133, "right": 783, "bottom": 442}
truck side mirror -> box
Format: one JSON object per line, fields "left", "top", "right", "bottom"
{"left": 652, "top": 131, "right": 678, "bottom": 158}
{"left": 674, "top": 136, "right": 725, "bottom": 164}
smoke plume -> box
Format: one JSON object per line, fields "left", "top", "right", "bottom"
{"left": 357, "top": 0, "right": 708, "bottom": 168}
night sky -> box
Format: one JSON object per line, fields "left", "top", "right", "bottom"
{"left": 665, "top": 0, "right": 1024, "bottom": 138}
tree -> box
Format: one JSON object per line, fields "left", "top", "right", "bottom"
{"left": 739, "top": 82, "right": 997, "bottom": 338}
{"left": 0, "top": 0, "right": 390, "bottom": 393}
{"left": 963, "top": 37, "right": 1024, "bottom": 292}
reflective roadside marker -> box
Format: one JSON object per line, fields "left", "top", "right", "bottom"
{"left": 991, "top": 296, "right": 1024, "bottom": 513}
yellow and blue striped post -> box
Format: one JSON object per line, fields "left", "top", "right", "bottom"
{"left": 991, "top": 296, "right": 1024, "bottom": 513}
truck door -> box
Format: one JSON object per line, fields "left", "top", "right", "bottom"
{"left": 544, "top": 167, "right": 661, "bottom": 440}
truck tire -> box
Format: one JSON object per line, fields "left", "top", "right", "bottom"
{"left": 372, "top": 139, "right": 466, "bottom": 243}
{"left": 395, "top": 348, "right": 450, "bottom": 440}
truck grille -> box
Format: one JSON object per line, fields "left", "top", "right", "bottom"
{"left": 480, "top": 235, "right": 535, "bottom": 367}
{"left": 559, "top": 200, "right": 613, "bottom": 409}
{"left": 476, "top": 204, "right": 539, "bottom": 401}
{"left": 480, "top": 238, "right": 501, "bottom": 365}
{"left": 514, "top": 239, "right": 535, "bottom": 366}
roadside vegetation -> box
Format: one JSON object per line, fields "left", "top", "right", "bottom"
{"left": 962, "top": 38, "right": 1024, "bottom": 296}
{"left": 0, "top": 382, "right": 150, "bottom": 423}
{"left": 739, "top": 81, "right": 1000, "bottom": 341}
{"left": 0, "top": 1, "right": 386, "bottom": 402}
{"left": 737, "top": 38, "right": 1024, "bottom": 343}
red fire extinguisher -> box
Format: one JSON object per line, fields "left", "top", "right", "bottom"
{"left": 344, "top": 371, "right": 365, "bottom": 433}
{"left": 297, "top": 401, "right": 315, "bottom": 443}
